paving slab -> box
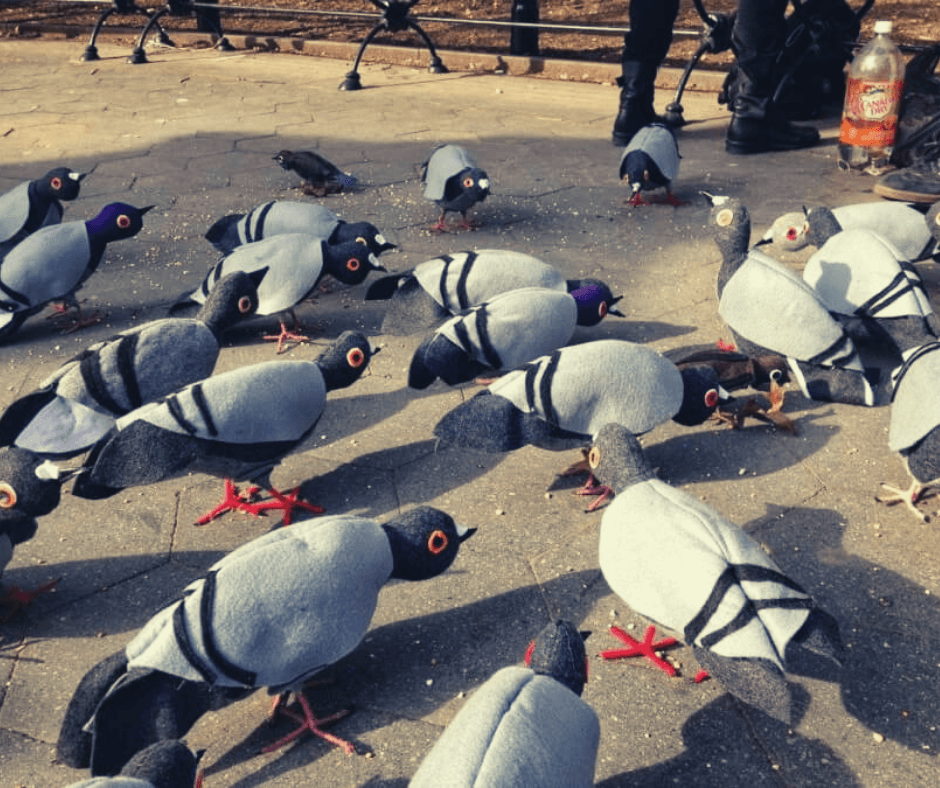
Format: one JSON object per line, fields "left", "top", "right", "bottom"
{"left": 0, "top": 33, "right": 939, "bottom": 788}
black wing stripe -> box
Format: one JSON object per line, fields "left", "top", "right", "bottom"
{"left": 455, "top": 251, "right": 476, "bottom": 311}
{"left": 173, "top": 600, "right": 216, "bottom": 684}
{"left": 190, "top": 383, "right": 218, "bottom": 437}
{"left": 200, "top": 570, "right": 257, "bottom": 686}
{"left": 116, "top": 333, "right": 143, "bottom": 410}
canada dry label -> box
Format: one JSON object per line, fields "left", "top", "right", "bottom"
{"left": 840, "top": 78, "right": 904, "bottom": 147}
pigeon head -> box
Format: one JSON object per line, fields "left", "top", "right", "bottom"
{"left": 323, "top": 241, "right": 386, "bottom": 285}
{"left": 710, "top": 197, "right": 750, "bottom": 294}
{"left": 570, "top": 281, "right": 625, "bottom": 326}
{"left": 804, "top": 206, "right": 843, "bottom": 247}
{"left": 619, "top": 149, "right": 655, "bottom": 194}
{"left": 587, "top": 423, "right": 656, "bottom": 493}
{"left": 570, "top": 285, "right": 618, "bottom": 327}
{"left": 0, "top": 447, "right": 63, "bottom": 520}
{"left": 446, "top": 167, "right": 490, "bottom": 209}
{"left": 765, "top": 211, "right": 809, "bottom": 251}
{"left": 315, "top": 330, "right": 373, "bottom": 391}
{"left": 673, "top": 365, "right": 724, "bottom": 426}
{"left": 926, "top": 200, "right": 940, "bottom": 243}
{"left": 86, "top": 202, "right": 153, "bottom": 241}
{"left": 524, "top": 619, "right": 590, "bottom": 697}
{"left": 334, "top": 220, "right": 397, "bottom": 256}
{"left": 381, "top": 506, "right": 475, "bottom": 581}
{"left": 41, "top": 167, "right": 84, "bottom": 201}
{"left": 273, "top": 151, "right": 293, "bottom": 170}
{"left": 195, "top": 270, "right": 260, "bottom": 340}
{"left": 118, "top": 739, "right": 203, "bottom": 788}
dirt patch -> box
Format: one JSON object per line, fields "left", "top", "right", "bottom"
{"left": 1, "top": 0, "right": 938, "bottom": 67}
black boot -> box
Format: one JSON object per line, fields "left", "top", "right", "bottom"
{"left": 612, "top": 61, "right": 658, "bottom": 147}
{"left": 725, "top": 52, "right": 820, "bottom": 155}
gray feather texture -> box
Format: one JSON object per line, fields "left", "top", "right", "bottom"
{"left": 409, "top": 666, "right": 600, "bottom": 788}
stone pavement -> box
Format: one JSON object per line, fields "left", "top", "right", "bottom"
{"left": 1, "top": 33, "right": 939, "bottom": 788}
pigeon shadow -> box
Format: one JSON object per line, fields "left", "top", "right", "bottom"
{"left": 750, "top": 502, "right": 940, "bottom": 755}
{"left": 595, "top": 692, "right": 861, "bottom": 787}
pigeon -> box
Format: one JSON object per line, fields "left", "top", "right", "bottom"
{"left": 878, "top": 342, "right": 940, "bottom": 521}
{"left": 802, "top": 225, "right": 939, "bottom": 354}
{"left": 618, "top": 123, "right": 681, "bottom": 207}
{"left": 432, "top": 339, "right": 725, "bottom": 456}
{"left": 409, "top": 620, "right": 599, "bottom": 788}
{"left": 0, "top": 272, "right": 260, "bottom": 458}
{"left": 589, "top": 422, "right": 845, "bottom": 723}
{"left": 204, "top": 200, "right": 395, "bottom": 257}
{"left": 174, "top": 234, "right": 385, "bottom": 353}
{"left": 69, "top": 331, "right": 374, "bottom": 525}
{"left": 761, "top": 202, "right": 936, "bottom": 261}
{"left": 64, "top": 740, "right": 202, "bottom": 788}
{"left": 407, "top": 286, "right": 620, "bottom": 390}
{"left": 711, "top": 197, "right": 876, "bottom": 407}
{"left": 0, "top": 202, "right": 152, "bottom": 339}
{"left": 56, "top": 507, "right": 474, "bottom": 776}
{"left": 365, "top": 249, "right": 623, "bottom": 335}
{"left": 0, "top": 447, "right": 64, "bottom": 608}
{"left": 273, "top": 149, "right": 357, "bottom": 196}
{"left": 421, "top": 144, "right": 490, "bottom": 231}
{"left": 0, "top": 167, "right": 84, "bottom": 254}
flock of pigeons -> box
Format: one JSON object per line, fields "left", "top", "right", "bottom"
{"left": 1, "top": 136, "right": 940, "bottom": 786}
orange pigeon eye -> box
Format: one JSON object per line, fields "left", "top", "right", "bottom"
{"left": 427, "top": 529, "right": 449, "bottom": 554}
{"left": 51, "top": 177, "right": 63, "bottom": 190}
{"left": 0, "top": 482, "right": 16, "bottom": 509}
{"left": 346, "top": 258, "right": 360, "bottom": 272}
{"left": 705, "top": 389, "right": 719, "bottom": 408}
{"left": 355, "top": 236, "right": 367, "bottom": 246}
{"left": 237, "top": 296, "right": 253, "bottom": 313}
{"left": 598, "top": 302, "right": 608, "bottom": 318}
{"left": 117, "top": 215, "right": 131, "bottom": 229}
{"left": 463, "top": 177, "right": 474, "bottom": 188}
{"left": 347, "top": 347, "right": 365, "bottom": 368}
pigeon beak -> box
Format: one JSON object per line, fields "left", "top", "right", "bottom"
{"left": 479, "top": 178, "right": 490, "bottom": 190}
{"left": 138, "top": 205, "right": 156, "bottom": 215}
{"left": 701, "top": 191, "right": 730, "bottom": 206}
{"left": 579, "top": 630, "right": 592, "bottom": 642}
{"left": 718, "top": 385, "right": 732, "bottom": 402}
{"left": 754, "top": 237, "right": 772, "bottom": 246}
{"left": 70, "top": 171, "right": 85, "bottom": 182}
{"left": 370, "top": 345, "right": 382, "bottom": 356}
{"left": 608, "top": 307, "right": 626, "bottom": 318}
{"left": 55, "top": 466, "right": 85, "bottom": 484}
{"left": 455, "top": 524, "right": 476, "bottom": 542}
{"left": 368, "top": 253, "right": 386, "bottom": 272}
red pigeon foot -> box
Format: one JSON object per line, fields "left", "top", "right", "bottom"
{"left": 627, "top": 192, "right": 648, "bottom": 207}
{"left": 263, "top": 691, "right": 354, "bottom": 755}
{"left": 654, "top": 192, "right": 686, "bottom": 207}
{"left": 252, "top": 486, "right": 325, "bottom": 526}
{"left": 600, "top": 624, "right": 679, "bottom": 676}
{"left": 575, "top": 473, "right": 614, "bottom": 511}
{"left": 1, "top": 578, "right": 59, "bottom": 622}
{"left": 716, "top": 338, "right": 737, "bottom": 352}
{"left": 195, "top": 479, "right": 262, "bottom": 525}
{"left": 263, "top": 320, "right": 309, "bottom": 354}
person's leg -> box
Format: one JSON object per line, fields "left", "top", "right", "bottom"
{"left": 612, "top": 0, "right": 680, "bottom": 146}
{"left": 725, "top": 0, "right": 820, "bottom": 154}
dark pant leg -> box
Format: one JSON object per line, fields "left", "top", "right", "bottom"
{"left": 623, "top": 0, "right": 680, "bottom": 65}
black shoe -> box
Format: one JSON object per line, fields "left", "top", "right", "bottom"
{"left": 726, "top": 105, "right": 820, "bottom": 155}
{"left": 874, "top": 163, "right": 940, "bottom": 203}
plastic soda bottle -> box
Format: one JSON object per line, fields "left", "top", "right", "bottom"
{"left": 838, "top": 20, "right": 905, "bottom": 173}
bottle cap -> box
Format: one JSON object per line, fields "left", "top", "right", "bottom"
{"left": 873, "top": 20, "right": 893, "bottom": 35}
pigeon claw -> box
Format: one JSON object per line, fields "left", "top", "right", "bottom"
{"left": 253, "top": 486, "right": 325, "bottom": 526}
{"left": 195, "top": 479, "right": 263, "bottom": 525}
{"left": 601, "top": 624, "right": 679, "bottom": 676}
{"left": 263, "top": 691, "right": 355, "bottom": 755}
{"left": 876, "top": 479, "right": 934, "bottom": 522}
{"left": 263, "top": 320, "right": 310, "bottom": 354}
{"left": 1, "top": 578, "right": 60, "bottom": 622}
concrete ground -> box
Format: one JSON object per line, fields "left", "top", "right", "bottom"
{"left": 0, "top": 30, "right": 938, "bottom": 788}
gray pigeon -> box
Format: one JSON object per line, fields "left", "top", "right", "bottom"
{"left": 590, "top": 423, "right": 845, "bottom": 723}
{"left": 0, "top": 271, "right": 260, "bottom": 458}
{"left": 175, "top": 233, "right": 385, "bottom": 352}
{"left": 712, "top": 197, "right": 876, "bottom": 406}
{"left": 433, "top": 339, "right": 725, "bottom": 454}
{"left": 0, "top": 167, "right": 84, "bottom": 254}
{"left": 56, "top": 508, "right": 474, "bottom": 776}
{"left": 366, "top": 249, "right": 623, "bottom": 335}
{"left": 407, "top": 286, "right": 618, "bottom": 390}
{"left": 879, "top": 342, "right": 940, "bottom": 521}
{"left": 0, "top": 202, "right": 152, "bottom": 339}
{"left": 204, "top": 200, "right": 395, "bottom": 257}
{"left": 409, "top": 620, "right": 599, "bottom": 788}
{"left": 70, "top": 332, "right": 373, "bottom": 525}
{"left": 761, "top": 202, "right": 936, "bottom": 261}
{"left": 803, "top": 226, "right": 939, "bottom": 354}
{"left": 422, "top": 144, "right": 490, "bottom": 231}
{"left": 65, "top": 740, "right": 202, "bottom": 788}
{"left": 618, "top": 123, "right": 681, "bottom": 206}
